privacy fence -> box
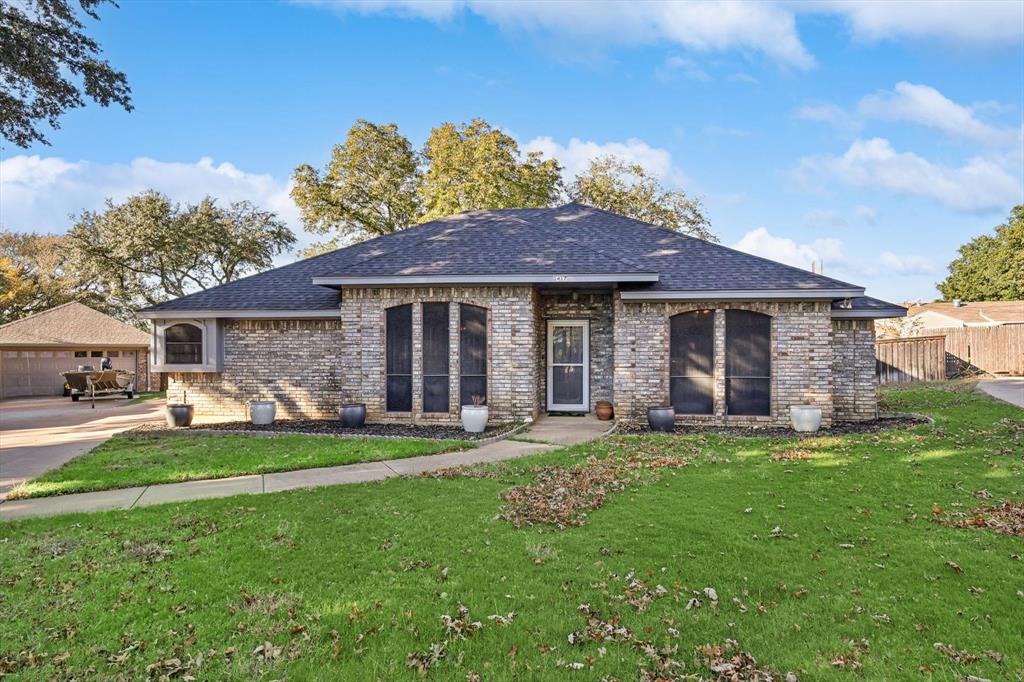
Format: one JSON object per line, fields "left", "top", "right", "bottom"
{"left": 875, "top": 325, "right": 1024, "bottom": 384}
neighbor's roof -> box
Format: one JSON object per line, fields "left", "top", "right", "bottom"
{"left": 907, "top": 300, "right": 1024, "bottom": 324}
{"left": 0, "top": 302, "right": 150, "bottom": 347}
{"left": 141, "top": 203, "right": 895, "bottom": 314}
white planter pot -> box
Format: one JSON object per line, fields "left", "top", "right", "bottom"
{"left": 790, "top": 405, "right": 822, "bottom": 432}
{"left": 249, "top": 400, "right": 277, "bottom": 425}
{"left": 460, "top": 405, "right": 489, "bottom": 433}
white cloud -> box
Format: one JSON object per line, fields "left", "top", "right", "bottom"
{"left": 802, "top": 209, "right": 847, "bottom": 230}
{"left": 879, "top": 250, "right": 936, "bottom": 275}
{"left": 522, "top": 136, "right": 685, "bottom": 185}
{"left": 796, "top": 103, "right": 861, "bottom": 132}
{"left": 855, "top": 205, "right": 878, "bottom": 226}
{"left": 728, "top": 72, "right": 759, "bottom": 84}
{"left": 0, "top": 155, "right": 301, "bottom": 238}
{"left": 308, "top": 0, "right": 815, "bottom": 68}
{"left": 797, "top": 138, "right": 1021, "bottom": 212}
{"left": 858, "top": 82, "right": 1019, "bottom": 147}
{"left": 733, "top": 226, "right": 845, "bottom": 270}
{"left": 816, "top": 0, "right": 1024, "bottom": 47}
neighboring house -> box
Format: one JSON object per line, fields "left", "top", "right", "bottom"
{"left": 0, "top": 302, "right": 154, "bottom": 399}
{"left": 906, "top": 300, "right": 1024, "bottom": 330}
{"left": 140, "top": 203, "right": 905, "bottom": 427}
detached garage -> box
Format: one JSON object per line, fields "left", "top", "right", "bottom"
{"left": 0, "top": 303, "right": 154, "bottom": 400}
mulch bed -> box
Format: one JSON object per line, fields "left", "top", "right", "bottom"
{"left": 617, "top": 413, "right": 930, "bottom": 438}
{"left": 134, "top": 420, "right": 516, "bottom": 441}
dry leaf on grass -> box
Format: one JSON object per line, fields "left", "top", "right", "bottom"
{"left": 935, "top": 500, "right": 1024, "bottom": 538}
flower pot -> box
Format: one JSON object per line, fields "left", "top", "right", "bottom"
{"left": 339, "top": 403, "right": 367, "bottom": 428}
{"left": 165, "top": 404, "right": 194, "bottom": 428}
{"left": 647, "top": 405, "right": 675, "bottom": 433}
{"left": 461, "top": 405, "right": 489, "bottom": 433}
{"left": 790, "top": 405, "right": 822, "bottom": 433}
{"left": 249, "top": 400, "right": 277, "bottom": 425}
{"left": 595, "top": 400, "right": 614, "bottom": 421}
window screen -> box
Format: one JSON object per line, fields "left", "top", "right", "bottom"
{"left": 422, "top": 303, "right": 450, "bottom": 413}
{"left": 386, "top": 304, "right": 413, "bottom": 411}
{"left": 725, "top": 310, "right": 770, "bottom": 416}
{"left": 669, "top": 310, "right": 714, "bottom": 414}
{"left": 165, "top": 324, "right": 203, "bottom": 364}
{"left": 459, "top": 304, "right": 487, "bottom": 406}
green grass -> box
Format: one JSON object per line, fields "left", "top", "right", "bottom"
{"left": 7, "top": 433, "right": 473, "bottom": 499}
{"left": 1, "top": 382, "right": 1021, "bottom": 680}
{"left": 118, "top": 390, "right": 166, "bottom": 406}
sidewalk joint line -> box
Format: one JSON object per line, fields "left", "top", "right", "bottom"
{"left": 129, "top": 486, "right": 148, "bottom": 509}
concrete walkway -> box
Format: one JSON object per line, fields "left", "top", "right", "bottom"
{"left": 978, "top": 377, "right": 1024, "bottom": 408}
{"left": 0, "top": 414, "right": 611, "bottom": 521}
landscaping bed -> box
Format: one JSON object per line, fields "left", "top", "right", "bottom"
{"left": 617, "top": 412, "right": 930, "bottom": 437}
{"left": 145, "top": 419, "right": 518, "bottom": 441}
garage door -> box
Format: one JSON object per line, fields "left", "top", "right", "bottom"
{"left": 0, "top": 349, "right": 137, "bottom": 399}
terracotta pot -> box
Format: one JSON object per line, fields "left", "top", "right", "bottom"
{"left": 595, "top": 400, "right": 614, "bottom": 421}
{"left": 647, "top": 406, "right": 675, "bottom": 433}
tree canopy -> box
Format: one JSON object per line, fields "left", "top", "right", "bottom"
{"left": 937, "top": 205, "right": 1024, "bottom": 301}
{"left": 291, "top": 117, "right": 714, "bottom": 250}
{"left": 64, "top": 192, "right": 295, "bottom": 315}
{"left": 1, "top": 0, "right": 132, "bottom": 147}
{"left": 568, "top": 156, "right": 715, "bottom": 241}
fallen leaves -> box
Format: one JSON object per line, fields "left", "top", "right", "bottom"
{"left": 770, "top": 449, "right": 813, "bottom": 462}
{"left": 935, "top": 499, "right": 1024, "bottom": 538}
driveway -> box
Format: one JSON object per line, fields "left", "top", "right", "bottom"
{"left": 0, "top": 396, "right": 164, "bottom": 498}
{"left": 978, "top": 377, "right": 1024, "bottom": 408}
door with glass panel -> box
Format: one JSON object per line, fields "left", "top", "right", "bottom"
{"left": 546, "top": 319, "right": 589, "bottom": 412}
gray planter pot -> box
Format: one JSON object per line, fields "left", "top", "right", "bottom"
{"left": 166, "top": 404, "right": 195, "bottom": 428}
{"left": 249, "top": 400, "right": 277, "bottom": 425}
{"left": 647, "top": 406, "right": 676, "bottom": 432}
{"left": 461, "top": 405, "right": 489, "bottom": 433}
{"left": 790, "top": 405, "right": 822, "bottom": 432}
{"left": 339, "top": 403, "right": 367, "bottom": 428}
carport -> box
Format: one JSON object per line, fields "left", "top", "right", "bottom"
{"left": 0, "top": 303, "right": 154, "bottom": 399}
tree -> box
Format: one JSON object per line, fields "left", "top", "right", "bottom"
{"left": 1, "top": 0, "right": 132, "bottom": 148}
{"left": 0, "top": 230, "right": 114, "bottom": 324}
{"left": 937, "top": 205, "right": 1024, "bottom": 301}
{"left": 419, "top": 119, "right": 562, "bottom": 222}
{"left": 568, "top": 156, "right": 715, "bottom": 241}
{"left": 64, "top": 192, "right": 295, "bottom": 313}
{"left": 291, "top": 119, "right": 421, "bottom": 253}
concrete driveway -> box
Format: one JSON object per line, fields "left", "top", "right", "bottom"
{"left": 0, "top": 396, "right": 164, "bottom": 498}
{"left": 978, "top": 377, "right": 1024, "bottom": 408}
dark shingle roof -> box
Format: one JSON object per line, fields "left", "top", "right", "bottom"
{"left": 832, "top": 296, "right": 906, "bottom": 317}
{"left": 143, "top": 203, "right": 874, "bottom": 313}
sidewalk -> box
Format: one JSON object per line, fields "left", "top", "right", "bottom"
{"left": 0, "top": 414, "right": 611, "bottom": 521}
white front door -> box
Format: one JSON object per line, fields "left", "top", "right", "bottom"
{"left": 546, "top": 319, "right": 589, "bottom": 412}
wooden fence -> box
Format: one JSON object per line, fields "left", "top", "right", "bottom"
{"left": 875, "top": 335, "right": 946, "bottom": 384}
{"left": 875, "top": 325, "right": 1024, "bottom": 383}
{"left": 937, "top": 325, "right": 1024, "bottom": 376}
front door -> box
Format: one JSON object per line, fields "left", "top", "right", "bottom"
{"left": 546, "top": 319, "right": 589, "bottom": 412}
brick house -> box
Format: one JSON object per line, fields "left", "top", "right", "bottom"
{"left": 140, "top": 204, "right": 904, "bottom": 427}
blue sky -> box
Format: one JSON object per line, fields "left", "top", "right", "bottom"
{"left": 2, "top": 0, "right": 1022, "bottom": 303}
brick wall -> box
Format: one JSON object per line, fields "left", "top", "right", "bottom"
{"left": 613, "top": 296, "right": 837, "bottom": 427}
{"left": 831, "top": 319, "right": 877, "bottom": 421}
{"left": 339, "top": 286, "right": 539, "bottom": 423}
{"left": 167, "top": 319, "right": 343, "bottom": 419}
{"left": 536, "top": 292, "right": 614, "bottom": 412}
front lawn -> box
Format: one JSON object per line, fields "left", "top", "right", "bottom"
{"left": 1, "top": 382, "right": 1021, "bottom": 680}
{"left": 6, "top": 433, "right": 473, "bottom": 499}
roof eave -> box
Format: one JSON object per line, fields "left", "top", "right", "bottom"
{"left": 619, "top": 287, "right": 865, "bottom": 301}
{"left": 137, "top": 309, "right": 339, "bottom": 320}
{"left": 831, "top": 308, "right": 907, "bottom": 319}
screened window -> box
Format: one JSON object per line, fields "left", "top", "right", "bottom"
{"left": 386, "top": 304, "right": 413, "bottom": 411}
{"left": 74, "top": 351, "right": 87, "bottom": 358}
{"left": 165, "top": 324, "right": 203, "bottom": 364}
{"left": 725, "top": 310, "right": 771, "bottom": 416}
{"left": 459, "top": 304, "right": 487, "bottom": 406}
{"left": 422, "top": 303, "right": 450, "bottom": 413}
{"left": 669, "top": 310, "right": 714, "bottom": 414}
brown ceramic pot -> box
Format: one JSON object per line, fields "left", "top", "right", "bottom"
{"left": 595, "top": 400, "right": 614, "bottom": 421}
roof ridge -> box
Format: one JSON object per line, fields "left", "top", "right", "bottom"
{"left": 572, "top": 203, "right": 863, "bottom": 291}
{"left": 0, "top": 300, "right": 81, "bottom": 331}
{"left": 500, "top": 211, "right": 653, "bottom": 274}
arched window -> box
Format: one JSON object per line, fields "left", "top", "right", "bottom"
{"left": 164, "top": 323, "right": 203, "bottom": 364}
{"left": 459, "top": 304, "right": 487, "bottom": 406}
{"left": 422, "top": 303, "right": 450, "bottom": 413}
{"left": 725, "top": 310, "right": 771, "bottom": 416}
{"left": 669, "top": 310, "right": 714, "bottom": 414}
{"left": 386, "top": 304, "right": 413, "bottom": 411}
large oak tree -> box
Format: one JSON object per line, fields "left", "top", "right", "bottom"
{"left": 937, "top": 205, "right": 1024, "bottom": 301}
